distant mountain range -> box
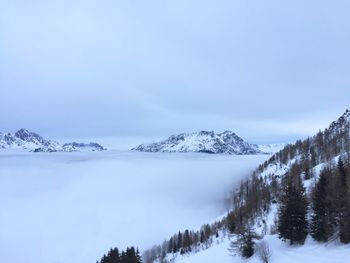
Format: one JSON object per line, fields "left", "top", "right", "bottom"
{"left": 132, "top": 130, "right": 284, "bottom": 155}
{"left": 0, "top": 128, "right": 105, "bottom": 152}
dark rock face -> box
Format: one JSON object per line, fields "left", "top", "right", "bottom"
{"left": 14, "top": 128, "right": 51, "bottom": 146}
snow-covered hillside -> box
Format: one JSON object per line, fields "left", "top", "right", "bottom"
{"left": 0, "top": 128, "right": 105, "bottom": 152}
{"left": 142, "top": 109, "right": 350, "bottom": 263}
{"left": 133, "top": 131, "right": 267, "bottom": 155}
{"left": 174, "top": 235, "right": 350, "bottom": 263}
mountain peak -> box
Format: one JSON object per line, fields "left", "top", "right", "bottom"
{"left": 0, "top": 129, "right": 106, "bottom": 152}
{"left": 328, "top": 109, "right": 350, "bottom": 131}
{"left": 132, "top": 130, "right": 264, "bottom": 155}
{"left": 15, "top": 128, "right": 31, "bottom": 138}
{"left": 197, "top": 130, "right": 215, "bottom": 137}
{"left": 14, "top": 128, "right": 45, "bottom": 144}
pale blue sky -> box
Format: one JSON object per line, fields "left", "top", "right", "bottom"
{"left": 0, "top": 0, "right": 349, "bottom": 143}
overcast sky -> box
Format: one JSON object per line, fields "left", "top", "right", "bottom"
{"left": 0, "top": 0, "right": 349, "bottom": 143}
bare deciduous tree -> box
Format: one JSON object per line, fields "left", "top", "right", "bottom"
{"left": 256, "top": 241, "right": 272, "bottom": 263}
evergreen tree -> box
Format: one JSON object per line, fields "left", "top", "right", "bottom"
{"left": 340, "top": 199, "right": 350, "bottom": 243}
{"left": 167, "top": 237, "right": 174, "bottom": 254}
{"left": 126, "top": 247, "right": 140, "bottom": 263}
{"left": 135, "top": 248, "right": 142, "bottom": 263}
{"left": 99, "top": 246, "right": 141, "bottom": 263}
{"left": 229, "top": 228, "right": 257, "bottom": 258}
{"left": 177, "top": 231, "right": 182, "bottom": 250}
{"left": 337, "top": 157, "right": 347, "bottom": 186}
{"left": 227, "top": 213, "right": 236, "bottom": 234}
{"left": 110, "top": 248, "right": 120, "bottom": 263}
{"left": 182, "top": 230, "right": 192, "bottom": 252}
{"left": 204, "top": 224, "right": 211, "bottom": 240}
{"left": 338, "top": 157, "right": 350, "bottom": 243}
{"left": 200, "top": 230, "right": 205, "bottom": 243}
{"left": 241, "top": 230, "right": 255, "bottom": 258}
{"left": 278, "top": 175, "right": 308, "bottom": 245}
{"left": 311, "top": 171, "right": 332, "bottom": 241}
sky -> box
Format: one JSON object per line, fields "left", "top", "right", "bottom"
{"left": 0, "top": 0, "right": 350, "bottom": 143}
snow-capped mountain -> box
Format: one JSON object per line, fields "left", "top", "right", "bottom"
{"left": 0, "top": 128, "right": 62, "bottom": 152}
{"left": 0, "top": 128, "right": 105, "bottom": 152}
{"left": 132, "top": 130, "right": 265, "bottom": 155}
{"left": 62, "top": 142, "right": 105, "bottom": 152}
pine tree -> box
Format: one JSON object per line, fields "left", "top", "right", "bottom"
{"left": 338, "top": 157, "right": 350, "bottom": 243}
{"left": 110, "top": 248, "right": 120, "bottom": 263}
{"left": 241, "top": 230, "right": 255, "bottom": 258}
{"left": 200, "top": 230, "right": 205, "bottom": 243}
{"left": 177, "top": 231, "right": 182, "bottom": 251}
{"left": 340, "top": 198, "right": 350, "bottom": 243}
{"left": 278, "top": 175, "right": 308, "bottom": 245}
{"left": 167, "top": 237, "right": 174, "bottom": 254}
{"left": 311, "top": 170, "right": 332, "bottom": 241}
{"left": 227, "top": 213, "right": 236, "bottom": 234}
{"left": 228, "top": 228, "right": 257, "bottom": 258}
{"left": 127, "top": 247, "right": 141, "bottom": 263}
{"left": 182, "top": 230, "right": 192, "bottom": 252}
{"left": 337, "top": 157, "right": 347, "bottom": 185}
{"left": 135, "top": 248, "right": 142, "bottom": 263}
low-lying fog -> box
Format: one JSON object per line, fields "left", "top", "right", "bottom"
{"left": 0, "top": 150, "right": 268, "bottom": 263}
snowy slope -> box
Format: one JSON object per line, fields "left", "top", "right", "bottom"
{"left": 253, "top": 143, "right": 286, "bottom": 154}
{"left": 132, "top": 131, "right": 264, "bottom": 155}
{"left": 175, "top": 235, "right": 350, "bottom": 263}
{"left": 0, "top": 128, "right": 105, "bottom": 152}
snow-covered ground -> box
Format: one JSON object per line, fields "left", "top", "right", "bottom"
{"left": 0, "top": 150, "right": 268, "bottom": 263}
{"left": 176, "top": 235, "right": 350, "bottom": 263}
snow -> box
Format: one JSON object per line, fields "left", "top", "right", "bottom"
{"left": 259, "top": 162, "right": 289, "bottom": 179}
{"left": 0, "top": 129, "right": 105, "bottom": 152}
{"left": 0, "top": 150, "right": 268, "bottom": 263}
{"left": 175, "top": 235, "right": 350, "bottom": 263}
{"left": 251, "top": 203, "right": 279, "bottom": 237}
{"left": 133, "top": 131, "right": 262, "bottom": 155}
{"left": 255, "top": 143, "right": 286, "bottom": 154}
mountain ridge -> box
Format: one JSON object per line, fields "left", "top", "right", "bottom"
{"left": 0, "top": 128, "right": 105, "bottom": 152}
{"left": 132, "top": 130, "right": 283, "bottom": 155}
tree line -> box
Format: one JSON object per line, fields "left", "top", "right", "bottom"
{"left": 310, "top": 157, "right": 350, "bottom": 243}
{"left": 97, "top": 247, "right": 141, "bottom": 263}
{"left": 142, "top": 222, "right": 225, "bottom": 263}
